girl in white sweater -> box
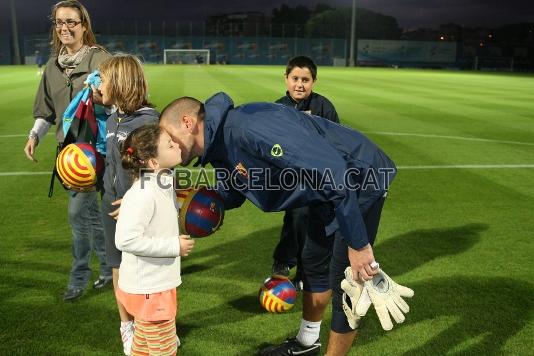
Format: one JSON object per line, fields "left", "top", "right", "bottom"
{"left": 115, "top": 124, "right": 194, "bottom": 356}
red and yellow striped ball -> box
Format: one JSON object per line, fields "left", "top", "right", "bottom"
{"left": 176, "top": 187, "right": 225, "bottom": 238}
{"left": 258, "top": 277, "right": 296, "bottom": 313}
{"left": 56, "top": 143, "right": 103, "bottom": 192}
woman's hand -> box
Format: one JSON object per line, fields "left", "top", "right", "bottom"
{"left": 24, "top": 138, "right": 38, "bottom": 162}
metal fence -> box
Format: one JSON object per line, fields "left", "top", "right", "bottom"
{"left": 22, "top": 34, "right": 348, "bottom": 66}
{"left": 12, "top": 33, "right": 534, "bottom": 71}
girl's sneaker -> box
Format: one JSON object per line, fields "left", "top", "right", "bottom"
{"left": 120, "top": 321, "right": 135, "bottom": 355}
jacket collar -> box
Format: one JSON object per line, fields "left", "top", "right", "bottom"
{"left": 284, "top": 91, "right": 313, "bottom": 110}
{"left": 199, "top": 92, "right": 234, "bottom": 166}
{"left": 115, "top": 107, "right": 159, "bottom": 123}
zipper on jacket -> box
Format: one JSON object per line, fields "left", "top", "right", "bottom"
{"left": 111, "top": 117, "right": 122, "bottom": 198}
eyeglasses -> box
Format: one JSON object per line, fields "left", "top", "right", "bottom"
{"left": 53, "top": 19, "right": 82, "bottom": 29}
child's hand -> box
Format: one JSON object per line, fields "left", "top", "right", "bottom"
{"left": 92, "top": 86, "right": 104, "bottom": 105}
{"left": 179, "top": 235, "right": 195, "bottom": 257}
{"left": 108, "top": 198, "right": 123, "bottom": 220}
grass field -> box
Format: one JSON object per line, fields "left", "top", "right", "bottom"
{"left": 0, "top": 64, "right": 533, "bottom": 355}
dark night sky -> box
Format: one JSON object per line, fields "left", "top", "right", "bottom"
{"left": 1, "top": 0, "right": 533, "bottom": 34}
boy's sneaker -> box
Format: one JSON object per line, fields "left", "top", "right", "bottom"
{"left": 93, "top": 276, "right": 112, "bottom": 289}
{"left": 259, "top": 337, "right": 321, "bottom": 355}
{"left": 120, "top": 322, "right": 135, "bottom": 355}
{"left": 293, "top": 269, "right": 303, "bottom": 291}
{"left": 271, "top": 261, "right": 290, "bottom": 280}
{"left": 292, "top": 278, "right": 304, "bottom": 292}
{"left": 63, "top": 288, "right": 83, "bottom": 301}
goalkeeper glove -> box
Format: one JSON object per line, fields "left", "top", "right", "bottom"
{"left": 356, "top": 268, "right": 414, "bottom": 331}
{"left": 340, "top": 267, "right": 371, "bottom": 329}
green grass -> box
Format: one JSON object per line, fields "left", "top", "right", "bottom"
{"left": 1, "top": 65, "right": 533, "bottom": 355}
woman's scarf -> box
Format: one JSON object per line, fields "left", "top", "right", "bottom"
{"left": 57, "top": 45, "right": 90, "bottom": 77}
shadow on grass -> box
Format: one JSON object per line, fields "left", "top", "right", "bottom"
{"left": 182, "top": 226, "right": 280, "bottom": 281}
{"left": 0, "top": 273, "right": 119, "bottom": 354}
{"left": 181, "top": 263, "right": 211, "bottom": 275}
{"left": 3, "top": 222, "right": 515, "bottom": 354}
{"left": 228, "top": 295, "right": 263, "bottom": 314}
{"left": 352, "top": 223, "right": 532, "bottom": 354}
{"left": 176, "top": 222, "right": 497, "bottom": 354}
{"left": 190, "top": 222, "right": 487, "bottom": 280}
{"left": 357, "top": 276, "right": 534, "bottom": 355}
{"left": 377, "top": 223, "right": 487, "bottom": 275}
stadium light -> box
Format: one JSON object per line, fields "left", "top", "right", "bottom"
{"left": 349, "top": 0, "right": 357, "bottom": 66}
{"left": 10, "top": 0, "right": 21, "bottom": 64}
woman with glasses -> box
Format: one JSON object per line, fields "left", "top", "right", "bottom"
{"left": 23, "top": 0, "right": 112, "bottom": 304}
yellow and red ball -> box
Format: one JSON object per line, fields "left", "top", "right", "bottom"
{"left": 56, "top": 143, "right": 103, "bottom": 191}
{"left": 259, "top": 277, "right": 297, "bottom": 313}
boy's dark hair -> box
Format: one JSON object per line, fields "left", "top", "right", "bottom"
{"left": 121, "top": 124, "right": 161, "bottom": 180}
{"left": 285, "top": 56, "right": 317, "bottom": 81}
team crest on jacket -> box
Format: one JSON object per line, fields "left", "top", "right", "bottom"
{"left": 271, "top": 144, "right": 283, "bottom": 157}
{"left": 235, "top": 162, "right": 248, "bottom": 177}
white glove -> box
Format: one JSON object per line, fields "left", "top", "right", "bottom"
{"left": 356, "top": 268, "right": 414, "bottom": 331}
{"left": 340, "top": 267, "right": 371, "bottom": 329}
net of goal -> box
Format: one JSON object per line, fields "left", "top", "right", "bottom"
{"left": 163, "top": 49, "right": 210, "bottom": 65}
{"left": 474, "top": 56, "right": 514, "bottom": 71}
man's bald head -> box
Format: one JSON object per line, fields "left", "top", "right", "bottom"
{"left": 159, "top": 96, "right": 206, "bottom": 166}
{"left": 160, "top": 96, "right": 205, "bottom": 125}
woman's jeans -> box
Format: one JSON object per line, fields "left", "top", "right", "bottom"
{"left": 67, "top": 190, "right": 111, "bottom": 290}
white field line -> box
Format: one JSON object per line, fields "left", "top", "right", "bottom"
{"left": 2, "top": 164, "right": 534, "bottom": 177}
{"left": 363, "top": 131, "right": 534, "bottom": 146}
{"left": 396, "top": 164, "right": 534, "bottom": 169}
{"left": 3, "top": 132, "right": 532, "bottom": 176}
{"left": 0, "top": 133, "right": 54, "bottom": 138}
{"left": 2, "top": 131, "right": 533, "bottom": 146}
{"left": 181, "top": 165, "right": 534, "bottom": 171}
{"left": 0, "top": 171, "right": 51, "bottom": 176}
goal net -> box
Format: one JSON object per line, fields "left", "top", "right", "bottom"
{"left": 474, "top": 56, "right": 514, "bottom": 71}
{"left": 163, "top": 49, "right": 210, "bottom": 65}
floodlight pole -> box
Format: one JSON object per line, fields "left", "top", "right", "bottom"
{"left": 10, "top": 0, "right": 21, "bottom": 64}
{"left": 349, "top": 0, "right": 356, "bottom": 66}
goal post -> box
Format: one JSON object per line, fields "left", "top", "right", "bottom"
{"left": 163, "top": 49, "right": 210, "bottom": 65}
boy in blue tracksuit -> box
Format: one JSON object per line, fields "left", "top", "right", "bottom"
{"left": 272, "top": 56, "right": 340, "bottom": 288}
{"left": 160, "top": 92, "right": 396, "bottom": 356}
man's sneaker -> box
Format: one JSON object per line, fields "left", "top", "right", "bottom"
{"left": 93, "top": 276, "right": 112, "bottom": 289}
{"left": 271, "top": 261, "right": 290, "bottom": 280}
{"left": 259, "top": 337, "right": 321, "bottom": 356}
{"left": 120, "top": 322, "right": 135, "bottom": 355}
{"left": 63, "top": 288, "right": 83, "bottom": 301}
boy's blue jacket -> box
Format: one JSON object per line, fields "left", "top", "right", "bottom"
{"left": 200, "top": 92, "right": 396, "bottom": 249}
